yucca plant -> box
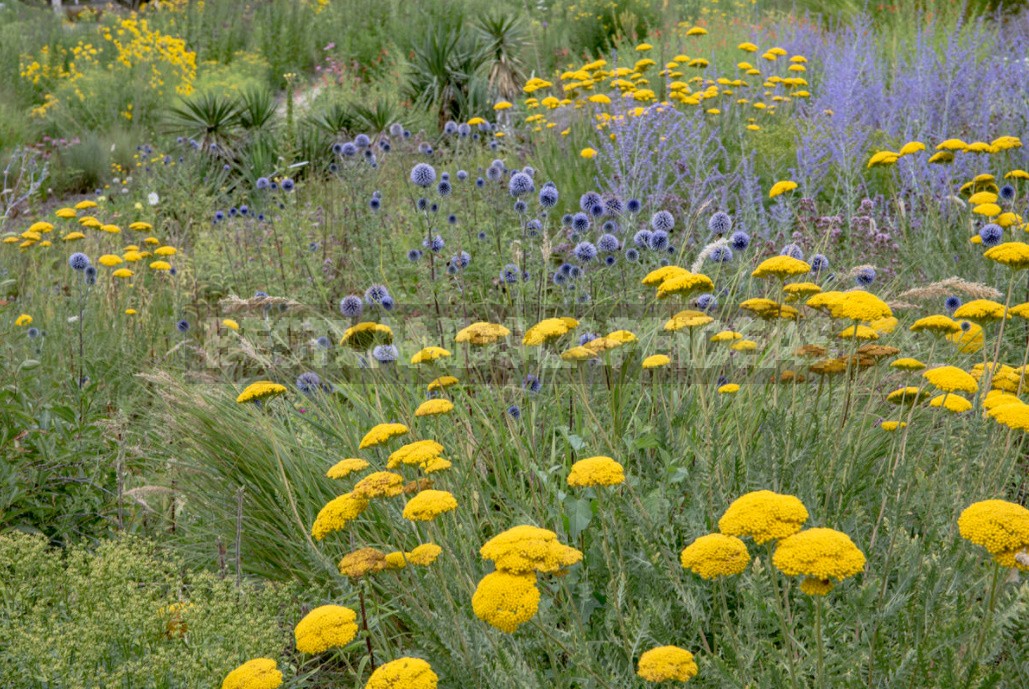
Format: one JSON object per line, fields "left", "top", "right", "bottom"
{"left": 476, "top": 12, "right": 527, "bottom": 102}
{"left": 235, "top": 87, "right": 278, "bottom": 134}
{"left": 404, "top": 24, "right": 490, "bottom": 128}
{"left": 308, "top": 101, "right": 358, "bottom": 139}
{"left": 351, "top": 98, "right": 404, "bottom": 136}
{"left": 164, "top": 92, "right": 241, "bottom": 150}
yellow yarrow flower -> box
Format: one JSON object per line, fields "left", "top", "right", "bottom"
{"left": 311, "top": 492, "right": 369, "bottom": 540}
{"left": 352, "top": 471, "right": 405, "bottom": 499}
{"left": 680, "top": 533, "right": 750, "bottom": 579}
{"left": 772, "top": 527, "right": 866, "bottom": 595}
{"left": 637, "top": 646, "right": 698, "bottom": 683}
{"left": 480, "top": 525, "right": 582, "bottom": 574}
{"left": 718, "top": 490, "right": 808, "bottom": 544}
{"left": 236, "top": 381, "right": 286, "bottom": 404}
{"left": 294, "top": 605, "right": 358, "bottom": 654}
{"left": 402, "top": 489, "right": 457, "bottom": 521}
{"left": 471, "top": 571, "right": 540, "bottom": 633}
{"left": 326, "top": 458, "right": 370, "bottom": 479}
{"left": 567, "top": 456, "right": 625, "bottom": 487}
{"left": 359, "top": 422, "right": 409, "bottom": 449}
{"left": 221, "top": 658, "right": 282, "bottom": 689}
{"left": 365, "top": 658, "right": 439, "bottom": 689}
{"left": 958, "top": 500, "right": 1029, "bottom": 570}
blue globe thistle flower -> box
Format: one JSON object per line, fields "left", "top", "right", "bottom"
{"left": 730, "top": 230, "right": 751, "bottom": 251}
{"left": 810, "top": 253, "right": 829, "bottom": 272}
{"left": 27, "top": 327, "right": 40, "bottom": 339}
{"left": 568, "top": 265, "right": 582, "bottom": 279}
{"left": 486, "top": 165, "right": 503, "bottom": 182}
{"left": 553, "top": 271, "right": 568, "bottom": 286}
{"left": 780, "top": 243, "right": 804, "bottom": 260}
{"left": 458, "top": 123, "right": 471, "bottom": 137}
{"left": 477, "top": 231, "right": 487, "bottom": 240}
{"left": 979, "top": 223, "right": 1003, "bottom": 247}
{"left": 281, "top": 178, "right": 295, "bottom": 192}
{"left": 416, "top": 198, "right": 428, "bottom": 211}
{"left": 659, "top": 257, "right": 671, "bottom": 267}
{"left": 476, "top": 177, "right": 485, "bottom": 187}
{"left": 526, "top": 219, "right": 542, "bottom": 236}
{"left": 696, "top": 293, "right": 718, "bottom": 312}
{"left": 457, "top": 170, "right": 468, "bottom": 181}
{"left": 423, "top": 235, "right": 445, "bottom": 253}
{"left": 960, "top": 320, "right": 971, "bottom": 332}
{"left": 633, "top": 230, "right": 652, "bottom": 248}
{"left": 316, "top": 336, "right": 332, "bottom": 349}
{"left": 437, "top": 180, "right": 452, "bottom": 197}
{"left": 372, "top": 345, "right": 398, "bottom": 364}
{"left": 308, "top": 242, "right": 319, "bottom": 252}
{"left": 604, "top": 255, "right": 617, "bottom": 266}
{"left": 507, "top": 404, "right": 521, "bottom": 420}
{"left": 296, "top": 372, "right": 323, "bottom": 395}
{"left": 513, "top": 200, "right": 527, "bottom": 214}
{"left": 571, "top": 212, "right": 591, "bottom": 233}
{"left": 523, "top": 374, "right": 542, "bottom": 393}
{"left": 239, "top": 205, "right": 249, "bottom": 216}
{"left": 625, "top": 248, "right": 640, "bottom": 262}
{"left": 331, "top": 142, "right": 344, "bottom": 155}
{"left": 69, "top": 252, "right": 91, "bottom": 271}
{"left": 255, "top": 291, "right": 268, "bottom": 298}
{"left": 410, "top": 163, "right": 437, "bottom": 187}
{"left": 214, "top": 210, "right": 226, "bottom": 223}
{"left": 403, "top": 129, "right": 412, "bottom": 138}
{"left": 648, "top": 230, "right": 670, "bottom": 251}
{"left": 84, "top": 266, "right": 97, "bottom": 285}
{"left": 354, "top": 134, "right": 371, "bottom": 149}
{"left": 429, "top": 203, "right": 438, "bottom": 213}
{"left": 651, "top": 210, "right": 675, "bottom": 232}
{"left": 229, "top": 207, "right": 239, "bottom": 218}
{"left": 341, "top": 142, "right": 358, "bottom": 157}
{"left": 709, "top": 246, "right": 733, "bottom": 263}
{"left": 589, "top": 203, "right": 605, "bottom": 217}
{"left": 945, "top": 295, "right": 962, "bottom": 312}
{"left": 627, "top": 198, "right": 641, "bottom": 214}
{"left": 708, "top": 211, "right": 732, "bottom": 234}
{"left": 441, "top": 172, "right": 450, "bottom": 182}
{"left": 667, "top": 244, "right": 677, "bottom": 254}
{"left": 454, "top": 251, "right": 471, "bottom": 269}
{"left": 381, "top": 296, "right": 395, "bottom": 311}
{"left": 418, "top": 142, "right": 432, "bottom": 155}
{"left": 446, "top": 264, "right": 458, "bottom": 275}
{"left": 561, "top": 213, "right": 574, "bottom": 227}
{"left": 579, "top": 191, "right": 602, "bottom": 213}
{"left": 447, "top": 214, "right": 457, "bottom": 225}
{"left": 539, "top": 186, "right": 559, "bottom": 208}
{"left": 407, "top": 249, "right": 422, "bottom": 262}
{"left": 558, "top": 263, "right": 574, "bottom": 277}
{"left": 176, "top": 319, "right": 190, "bottom": 333}
{"left": 389, "top": 123, "right": 404, "bottom": 137}
{"left": 605, "top": 197, "right": 624, "bottom": 216}
{"left": 443, "top": 121, "right": 458, "bottom": 135}
{"left": 573, "top": 241, "right": 598, "bottom": 263}
{"left": 500, "top": 264, "right": 520, "bottom": 283}
{"left": 579, "top": 332, "right": 598, "bottom": 345}
{"left": 854, "top": 266, "right": 877, "bottom": 286}
{"left": 522, "top": 166, "right": 536, "bottom": 177}
{"left": 999, "top": 184, "right": 1015, "bottom": 201}
{"left": 257, "top": 214, "right": 265, "bottom": 222}
{"left": 370, "top": 197, "right": 381, "bottom": 211}
{"left": 508, "top": 172, "right": 535, "bottom": 197}
{"left": 598, "top": 233, "right": 620, "bottom": 252}
{"left": 340, "top": 295, "right": 364, "bottom": 318}
{"left": 364, "top": 284, "right": 390, "bottom": 304}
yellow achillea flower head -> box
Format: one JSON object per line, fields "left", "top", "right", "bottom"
{"left": 352, "top": 471, "right": 405, "bottom": 499}
{"left": 236, "top": 381, "right": 287, "bottom": 404}
{"left": 922, "top": 365, "right": 978, "bottom": 393}
{"left": 359, "top": 422, "right": 409, "bottom": 449}
{"left": 718, "top": 383, "right": 741, "bottom": 394}
{"left": 55, "top": 208, "right": 77, "bottom": 219}
{"left": 783, "top": 281, "right": 821, "bottom": 297}
{"left": 642, "top": 265, "right": 688, "bottom": 287}
{"left": 567, "top": 456, "right": 625, "bottom": 487}
{"left": 580, "top": 147, "right": 598, "bottom": 159}
{"left": 455, "top": 321, "right": 510, "bottom": 345}
{"left": 522, "top": 317, "right": 579, "bottom": 345}
{"left": 326, "top": 458, "right": 370, "bottom": 479}
{"left": 149, "top": 260, "right": 172, "bottom": 271}
{"left": 731, "top": 340, "right": 758, "bottom": 352}
{"left": 826, "top": 290, "right": 892, "bottom": 322}
{"left": 480, "top": 525, "right": 583, "bottom": 574}
{"left": 642, "top": 354, "right": 671, "bottom": 368}
{"left": 99, "top": 254, "right": 123, "bottom": 267}
{"left": 222, "top": 319, "right": 239, "bottom": 330}
{"left": 294, "top": 605, "right": 358, "bottom": 654}
{"left": 221, "top": 658, "right": 283, "bottom": 689}
{"left": 637, "top": 646, "right": 698, "bottom": 683}
{"left": 988, "top": 400, "right": 1029, "bottom": 431}
{"left": 886, "top": 386, "right": 929, "bottom": 405}
{"left": 928, "top": 393, "right": 972, "bottom": 413}
{"left": 14, "top": 314, "right": 32, "bottom": 327}
{"left": 402, "top": 489, "right": 457, "bottom": 521}
{"left": 948, "top": 320, "right": 984, "bottom": 353}
{"left": 472, "top": 571, "right": 541, "bottom": 633}
{"left": 561, "top": 346, "right": 598, "bottom": 361}
{"left": 890, "top": 357, "right": 926, "bottom": 371}
{"left": 415, "top": 398, "right": 454, "bottom": 417}
{"left": 340, "top": 322, "right": 393, "bottom": 349}
{"left": 664, "top": 311, "right": 712, "bottom": 331}
{"left": 427, "top": 375, "right": 459, "bottom": 392}
{"left": 953, "top": 299, "right": 1008, "bottom": 322}
{"left": 880, "top": 421, "right": 907, "bottom": 431}
{"left": 365, "top": 658, "right": 439, "bottom": 689}
{"left": 910, "top": 314, "right": 961, "bottom": 334}
{"left": 772, "top": 527, "right": 866, "bottom": 595}
{"left": 680, "top": 533, "right": 750, "bottom": 579}
{"left": 311, "top": 492, "right": 369, "bottom": 540}
{"left": 710, "top": 330, "right": 743, "bottom": 342}
{"left": 718, "top": 490, "right": 809, "bottom": 544}
{"left": 751, "top": 255, "right": 810, "bottom": 278}
{"left": 113, "top": 268, "right": 133, "bottom": 278}
{"left": 410, "top": 346, "right": 452, "bottom": 364}
{"left": 387, "top": 440, "right": 444, "bottom": 469}
{"left": 338, "top": 547, "right": 389, "bottom": 578}
{"left": 984, "top": 242, "right": 1029, "bottom": 270}
{"left": 129, "top": 221, "right": 153, "bottom": 231}
{"left": 958, "top": 500, "right": 1029, "bottom": 570}
{"left": 154, "top": 245, "right": 177, "bottom": 256}
{"left": 656, "top": 272, "right": 715, "bottom": 299}
{"left": 406, "top": 543, "right": 443, "bottom": 566}
{"left": 768, "top": 180, "right": 798, "bottom": 198}
{"left": 838, "top": 324, "right": 879, "bottom": 340}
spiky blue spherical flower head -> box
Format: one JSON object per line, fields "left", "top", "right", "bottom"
{"left": 945, "top": 295, "right": 962, "bottom": 312}
{"left": 625, "top": 247, "right": 640, "bottom": 262}
{"left": 410, "top": 163, "right": 437, "bottom": 187}
{"left": 648, "top": 230, "right": 669, "bottom": 251}
{"left": 500, "top": 263, "right": 520, "bottom": 283}
{"left": 340, "top": 295, "right": 364, "bottom": 318}
{"left": 539, "top": 186, "right": 559, "bottom": 208}
{"left": 696, "top": 293, "right": 718, "bottom": 311}
{"left": 69, "top": 252, "right": 91, "bottom": 271}
{"left": 650, "top": 210, "right": 675, "bottom": 232}
{"left": 281, "top": 178, "right": 295, "bottom": 192}
{"left": 633, "top": 230, "right": 652, "bottom": 248}
{"left": 854, "top": 266, "right": 877, "bottom": 286}
{"left": 296, "top": 372, "right": 323, "bottom": 394}
{"left": 364, "top": 284, "right": 390, "bottom": 304}
{"left": 708, "top": 211, "right": 732, "bottom": 234}
{"left": 709, "top": 246, "right": 733, "bottom": 263}
{"left": 730, "top": 230, "right": 750, "bottom": 251}
{"left": 573, "top": 241, "right": 598, "bottom": 263}
{"left": 571, "top": 212, "right": 591, "bottom": 233}
{"left": 508, "top": 172, "right": 535, "bottom": 197}
{"left": 437, "top": 180, "right": 452, "bottom": 197}
{"left": 979, "top": 223, "right": 1003, "bottom": 247}
{"left": 372, "top": 345, "right": 398, "bottom": 363}
{"left": 810, "top": 253, "right": 829, "bottom": 272}
{"left": 626, "top": 198, "right": 641, "bottom": 214}
{"left": 354, "top": 134, "right": 371, "bottom": 148}
{"left": 598, "top": 233, "right": 620, "bottom": 252}
{"left": 780, "top": 243, "right": 804, "bottom": 260}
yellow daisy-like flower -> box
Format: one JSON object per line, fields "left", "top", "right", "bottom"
{"left": 387, "top": 440, "right": 445, "bottom": 469}
{"left": 642, "top": 354, "right": 671, "bottom": 369}
{"left": 948, "top": 320, "right": 985, "bottom": 353}
{"left": 922, "top": 365, "right": 978, "bottom": 393}
{"left": 100, "top": 224, "right": 121, "bottom": 234}
{"left": 55, "top": 208, "right": 77, "bottom": 219}
{"left": 112, "top": 268, "right": 133, "bottom": 279}
{"left": 326, "top": 458, "right": 370, "bottom": 479}
{"left": 680, "top": 533, "right": 750, "bottom": 579}
{"left": 359, "top": 422, "right": 409, "bottom": 449}
{"left": 154, "top": 245, "right": 177, "bottom": 256}
{"left": 14, "top": 314, "right": 32, "bottom": 327}
{"left": 415, "top": 399, "right": 454, "bottom": 417}
{"left": 731, "top": 340, "right": 758, "bottom": 352}
{"left": 311, "top": 492, "right": 369, "bottom": 540}
{"left": 480, "top": 525, "right": 583, "bottom": 574}
{"left": 410, "top": 346, "right": 451, "bottom": 364}
{"left": 471, "top": 571, "right": 540, "bottom": 633}
{"left": 958, "top": 500, "right": 1029, "bottom": 570}
{"left": 365, "top": 658, "right": 439, "bottom": 689}
{"left": 826, "top": 290, "right": 892, "bottom": 322}
{"left": 561, "top": 346, "right": 598, "bottom": 361}
{"left": 772, "top": 527, "right": 866, "bottom": 595}
{"left": 751, "top": 255, "right": 810, "bottom": 278}
{"left": 973, "top": 203, "right": 1002, "bottom": 217}
{"left": 294, "top": 605, "right": 358, "bottom": 654}
{"left": 928, "top": 393, "right": 972, "bottom": 413}
{"left": 886, "top": 386, "right": 929, "bottom": 405}
{"left": 890, "top": 357, "right": 926, "bottom": 371}
{"left": 98, "top": 254, "right": 123, "bottom": 267}
{"left": 402, "top": 489, "right": 458, "bottom": 521}
{"left": 768, "top": 180, "right": 798, "bottom": 198}
{"left": 783, "top": 281, "right": 822, "bottom": 297}
{"left": 567, "top": 456, "right": 625, "bottom": 487}
{"left": 129, "top": 221, "right": 153, "bottom": 231}
{"left": 338, "top": 547, "right": 389, "bottom": 578}
{"left": 63, "top": 232, "right": 86, "bottom": 241}
{"left": 522, "top": 317, "right": 579, "bottom": 346}
{"left": 718, "top": 490, "right": 809, "bottom": 544}
{"left": 637, "top": 646, "right": 699, "bottom": 683}
{"left": 221, "top": 658, "right": 283, "bottom": 689}
{"left": 493, "top": 101, "right": 513, "bottom": 111}
{"left": 580, "top": 147, "right": 598, "bottom": 159}
{"left": 149, "top": 260, "right": 172, "bottom": 271}
{"left": 663, "top": 312, "right": 712, "bottom": 331}
{"left": 656, "top": 272, "right": 716, "bottom": 300}
{"left": 236, "top": 381, "right": 287, "bottom": 404}
{"left": 953, "top": 299, "right": 1008, "bottom": 322}
{"left": 642, "top": 265, "right": 688, "bottom": 287}
{"left": 352, "top": 471, "right": 405, "bottom": 499}
{"left": 222, "top": 319, "right": 240, "bottom": 330}
{"left": 910, "top": 314, "right": 961, "bottom": 334}
{"left": 406, "top": 543, "right": 443, "bottom": 566}
{"left": 984, "top": 242, "right": 1029, "bottom": 270}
